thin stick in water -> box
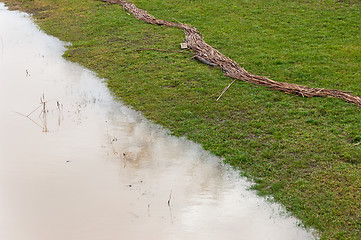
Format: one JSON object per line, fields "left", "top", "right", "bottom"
{"left": 167, "top": 190, "right": 172, "bottom": 206}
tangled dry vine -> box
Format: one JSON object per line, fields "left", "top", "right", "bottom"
{"left": 101, "top": 0, "right": 361, "bottom": 108}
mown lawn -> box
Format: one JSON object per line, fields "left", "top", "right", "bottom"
{"left": 3, "top": 0, "right": 361, "bottom": 239}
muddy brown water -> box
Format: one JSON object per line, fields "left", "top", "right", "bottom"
{"left": 0, "top": 4, "right": 316, "bottom": 240}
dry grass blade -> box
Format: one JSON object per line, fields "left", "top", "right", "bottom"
{"left": 14, "top": 94, "right": 62, "bottom": 133}
{"left": 26, "top": 104, "right": 42, "bottom": 117}
{"left": 217, "top": 80, "right": 236, "bottom": 101}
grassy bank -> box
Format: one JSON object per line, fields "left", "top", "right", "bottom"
{"left": 3, "top": 0, "right": 361, "bottom": 238}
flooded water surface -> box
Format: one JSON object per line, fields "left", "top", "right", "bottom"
{"left": 0, "top": 4, "right": 316, "bottom": 240}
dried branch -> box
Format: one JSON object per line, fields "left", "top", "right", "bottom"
{"left": 101, "top": 0, "right": 361, "bottom": 108}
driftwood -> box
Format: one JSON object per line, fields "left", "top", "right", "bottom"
{"left": 101, "top": 0, "right": 361, "bottom": 108}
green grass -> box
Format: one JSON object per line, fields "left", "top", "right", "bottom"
{"left": 4, "top": 0, "right": 361, "bottom": 239}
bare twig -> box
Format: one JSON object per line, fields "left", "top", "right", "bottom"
{"left": 216, "top": 80, "right": 236, "bottom": 101}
